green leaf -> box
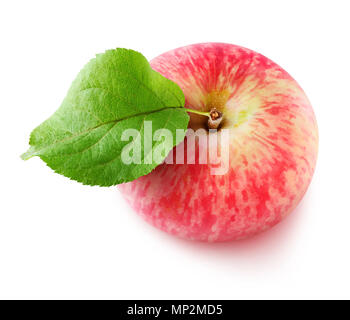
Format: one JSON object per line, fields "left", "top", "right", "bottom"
{"left": 21, "top": 48, "right": 189, "bottom": 186}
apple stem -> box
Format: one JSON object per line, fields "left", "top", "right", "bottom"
{"left": 185, "top": 107, "right": 223, "bottom": 129}
{"left": 208, "top": 108, "right": 223, "bottom": 129}
{"left": 185, "top": 108, "right": 211, "bottom": 117}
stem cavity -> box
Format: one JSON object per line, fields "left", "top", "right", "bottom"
{"left": 185, "top": 107, "right": 223, "bottom": 130}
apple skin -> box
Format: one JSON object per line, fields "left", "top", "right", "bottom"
{"left": 118, "top": 43, "right": 318, "bottom": 242}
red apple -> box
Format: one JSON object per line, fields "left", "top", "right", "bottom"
{"left": 118, "top": 43, "right": 318, "bottom": 242}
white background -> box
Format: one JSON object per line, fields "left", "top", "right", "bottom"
{"left": 1, "top": 0, "right": 349, "bottom": 300}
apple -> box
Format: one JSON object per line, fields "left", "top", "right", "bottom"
{"left": 118, "top": 43, "right": 318, "bottom": 242}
